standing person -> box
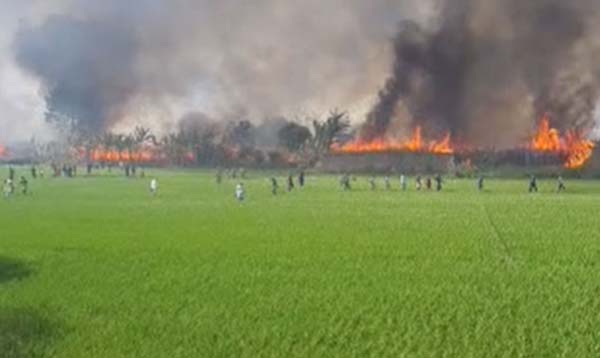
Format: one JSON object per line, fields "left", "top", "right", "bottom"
{"left": 298, "top": 171, "right": 305, "bottom": 189}
{"left": 528, "top": 175, "right": 538, "bottom": 193}
{"left": 426, "top": 177, "right": 432, "bottom": 191}
{"left": 287, "top": 174, "right": 295, "bottom": 192}
{"left": 368, "top": 177, "right": 376, "bottom": 191}
{"left": 416, "top": 176, "right": 422, "bottom": 191}
{"left": 271, "top": 177, "right": 279, "bottom": 196}
{"left": 8, "top": 166, "right": 15, "bottom": 181}
{"left": 557, "top": 176, "right": 566, "bottom": 193}
{"left": 216, "top": 169, "right": 223, "bottom": 184}
{"left": 384, "top": 176, "right": 391, "bottom": 191}
{"left": 31, "top": 166, "right": 37, "bottom": 179}
{"left": 19, "top": 176, "right": 28, "bottom": 195}
{"left": 150, "top": 178, "right": 159, "bottom": 196}
{"left": 235, "top": 183, "right": 245, "bottom": 203}
{"left": 400, "top": 174, "right": 407, "bottom": 191}
{"left": 434, "top": 174, "right": 443, "bottom": 192}
{"left": 477, "top": 176, "right": 485, "bottom": 192}
{"left": 3, "top": 178, "right": 13, "bottom": 199}
{"left": 340, "top": 174, "right": 351, "bottom": 191}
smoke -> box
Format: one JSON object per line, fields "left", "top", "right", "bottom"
{"left": 362, "top": 0, "right": 600, "bottom": 147}
{"left": 12, "top": 0, "right": 431, "bottom": 137}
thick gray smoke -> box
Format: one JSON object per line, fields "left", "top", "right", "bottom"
{"left": 12, "top": 0, "right": 429, "bottom": 136}
{"left": 362, "top": 0, "right": 600, "bottom": 147}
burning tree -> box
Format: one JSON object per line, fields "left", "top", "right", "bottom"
{"left": 307, "top": 110, "right": 351, "bottom": 162}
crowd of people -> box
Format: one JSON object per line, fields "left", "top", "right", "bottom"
{"left": 2, "top": 165, "right": 574, "bottom": 202}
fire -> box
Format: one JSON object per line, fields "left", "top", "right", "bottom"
{"left": 89, "top": 149, "right": 157, "bottom": 163}
{"left": 529, "top": 114, "right": 595, "bottom": 169}
{"left": 332, "top": 126, "right": 455, "bottom": 155}
{"left": 79, "top": 147, "right": 161, "bottom": 164}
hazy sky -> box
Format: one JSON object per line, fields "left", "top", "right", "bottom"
{"left": 0, "top": 0, "right": 434, "bottom": 143}
{"left": 2, "top": 0, "right": 598, "bottom": 146}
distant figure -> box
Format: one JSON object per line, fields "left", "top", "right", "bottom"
{"left": 8, "top": 166, "right": 15, "bottom": 181}
{"left": 31, "top": 166, "right": 37, "bottom": 179}
{"left": 287, "top": 175, "right": 295, "bottom": 192}
{"left": 384, "top": 176, "right": 391, "bottom": 191}
{"left": 400, "top": 175, "right": 407, "bottom": 191}
{"left": 19, "top": 176, "right": 28, "bottom": 195}
{"left": 340, "top": 174, "right": 351, "bottom": 191}
{"left": 3, "top": 178, "right": 13, "bottom": 198}
{"left": 216, "top": 170, "right": 223, "bottom": 184}
{"left": 416, "top": 176, "right": 423, "bottom": 191}
{"left": 557, "top": 176, "right": 566, "bottom": 193}
{"left": 477, "top": 176, "right": 485, "bottom": 191}
{"left": 426, "top": 177, "right": 432, "bottom": 190}
{"left": 140, "top": 170, "right": 146, "bottom": 179}
{"left": 271, "top": 177, "right": 279, "bottom": 196}
{"left": 150, "top": 178, "right": 159, "bottom": 196}
{"left": 434, "top": 175, "right": 443, "bottom": 192}
{"left": 298, "top": 171, "right": 305, "bottom": 188}
{"left": 529, "top": 175, "right": 538, "bottom": 193}
{"left": 240, "top": 168, "right": 247, "bottom": 179}
{"left": 368, "top": 177, "right": 376, "bottom": 191}
{"left": 235, "top": 183, "right": 245, "bottom": 202}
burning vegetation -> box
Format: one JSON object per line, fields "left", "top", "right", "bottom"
{"left": 332, "top": 127, "right": 454, "bottom": 156}
{"left": 330, "top": 114, "right": 596, "bottom": 171}
{"left": 529, "top": 114, "right": 595, "bottom": 169}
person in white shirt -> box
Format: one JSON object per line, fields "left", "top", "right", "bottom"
{"left": 150, "top": 178, "right": 158, "bottom": 196}
{"left": 400, "top": 175, "right": 407, "bottom": 191}
{"left": 3, "top": 178, "right": 13, "bottom": 198}
{"left": 235, "top": 183, "right": 245, "bottom": 202}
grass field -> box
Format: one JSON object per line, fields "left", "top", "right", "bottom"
{"left": 2, "top": 168, "right": 600, "bottom": 357}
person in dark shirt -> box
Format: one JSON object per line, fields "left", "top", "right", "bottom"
{"left": 529, "top": 175, "right": 538, "bottom": 193}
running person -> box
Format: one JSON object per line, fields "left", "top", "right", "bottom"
{"left": 557, "top": 176, "right": 566, "bottom": 193}
{"left": 400, "top": 175, "right": 407, "bottom": 191}
{"left": 150, "top": 178, "right": 158, "bottom": 196}
{"left": 416, "top": 176, "right": 422, "bottom": 191}
{"left": 3, "top": 178, "right": 13, "bottom": 199}
{"left": 235, "top": 183, "right": 245, "bottom": 203}
{"left": 529, "top": 175, "right": 538, "bottom": 193}
{"left": 19, "top": 176, "right": 28, "bottom": 195}
{"left": 271, "top": 177, "right": 279, "bottom": 196}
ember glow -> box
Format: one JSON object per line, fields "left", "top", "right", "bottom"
{"left": 529, "top": 114, "right": 595, "bottom": 169}
{"left": 332, "top": 127, "right": 455, "bottom": 155}
{"left": 79, "top": 147, "right": 162, "bottom": 164}
{"left": 89, "top": 150, "right": 158, "bottom": 163}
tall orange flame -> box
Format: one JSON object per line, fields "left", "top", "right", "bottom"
{"left": 529, "top": 114, "right": 595, "bottom": 169}
{"left": 332, "top": 126, "right": 454, "bottom": 155}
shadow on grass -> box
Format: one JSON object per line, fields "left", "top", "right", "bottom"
{"left": 0, "top": 257, "right": 32, "bottom": 284}
{"left": 0, "top": 308, "right": 62, "bottom": 358}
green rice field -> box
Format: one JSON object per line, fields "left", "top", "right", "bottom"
{"left": 2, "top": 168, "right": 600, "bottom": 357}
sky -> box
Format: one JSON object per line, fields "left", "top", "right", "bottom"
{"left": 1, "top": 0, "right": 598, "bottom": 146}
{"left": 0, "top": 0, "right": 435, "bottom": 144}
